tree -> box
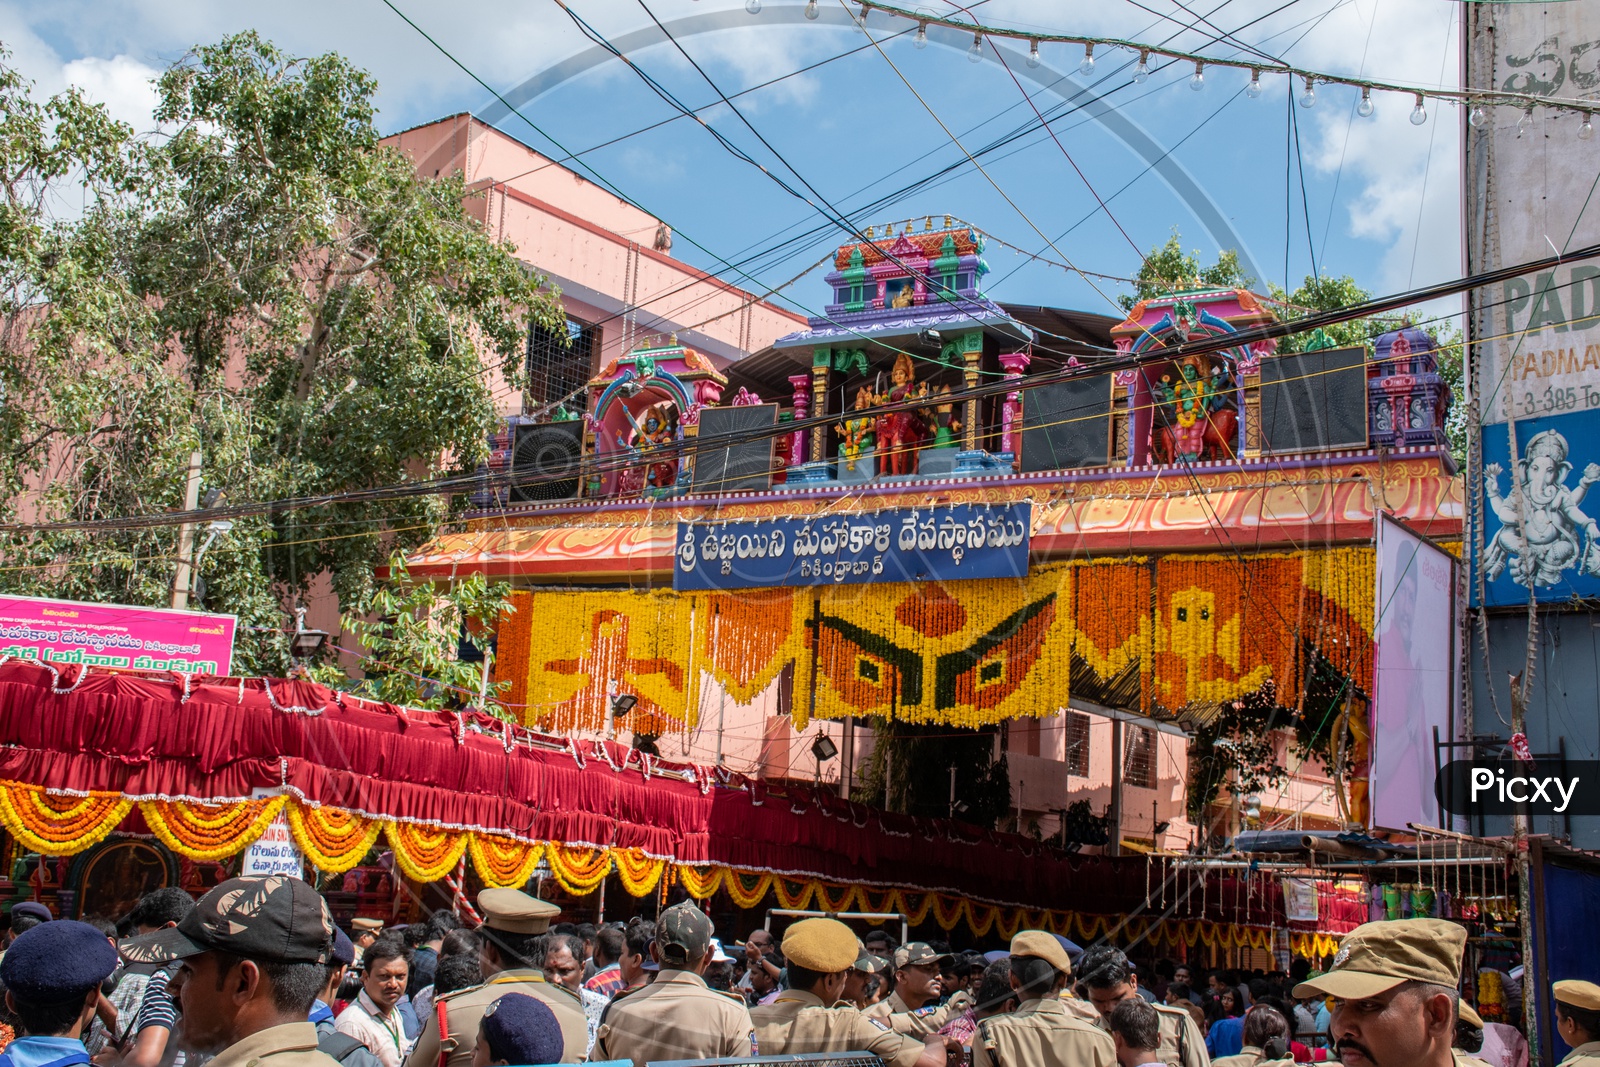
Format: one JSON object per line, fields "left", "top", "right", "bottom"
{"left": 0, "top": 35, "right": 563, "bottom": 675}
{"left": 1118, "top": 232, "right": 1253, "bottom": 311}
{"left": 854, "top": 721, "right": 1011, "bottom": 830}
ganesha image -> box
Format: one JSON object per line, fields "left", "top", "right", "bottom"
{"left": 1484, "top": 429, "right": 1600, "bottom": 588}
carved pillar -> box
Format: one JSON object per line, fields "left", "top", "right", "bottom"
{"left": 788, "top": 373, "right": 811, "bottom": 467}
{"left": 810, "top": 348, "right": 831, "bottom": 463}
{"left": 998, "top": 351, "right": 1031, "bottom": 459}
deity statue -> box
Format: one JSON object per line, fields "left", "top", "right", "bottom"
{"left": 1153, "top": 358, "right": 1236, "bottom": 464}
{"left": 617, "top": 402, "right": 679, "bottom": 492}
{"left": 890, "top": 283, "right": 914, "bottom": 309}
{"left": 1169, "top": 360, "right": 1212, "bottom": 462}
{"left": 874, "top": 353, "right": 929, "bottom": 476}
{"left": 836, "top": 387, "right": 877, "bottom": 473}
{"left": 1484, "top": 429, "right": 1600, "bottom": 587}
{"left": 925, "top": 384, "right": 961, "bottom": 448}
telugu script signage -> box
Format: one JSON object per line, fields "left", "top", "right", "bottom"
{"left": 0, "top": 594, "right": 236, "bottom": 675}
{"left": 672, "top": 502, "right": 1031, "bottom": 591}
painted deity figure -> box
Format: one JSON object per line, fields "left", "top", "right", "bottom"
{"left": 874, "top": 352, "right": 928, "bottom": 476}
{"left": 1170, "top": 361, "right": 1212, "bottom": 462}
{"left": 1484, "top": 429, "right": 1600, "bottom": 587}
{"left": 618, "top": 402, "right": 679, "bottom": 491}
{"left": 836, "top": 386, "right": 876, "bottom": 473}
{"left": 925, "top": 384, "right": 961, "bottom": 448}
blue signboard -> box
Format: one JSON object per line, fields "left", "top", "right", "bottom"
{"left": 672, "top": 503, "right": 1031, "bottom": 591}
{"left": 1477, "top": 409, "right": 1600, "bottom": 606}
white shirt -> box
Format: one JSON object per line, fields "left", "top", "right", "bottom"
{"left": 335, "top": 990, "right": 415, "bottom": 1067}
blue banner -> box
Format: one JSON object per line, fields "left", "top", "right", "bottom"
{"left": 1476, "top": 409, "right": 1600, "bottom": 605}
{"left": 672, "top": 503, "right": 1031, "bottom": 591}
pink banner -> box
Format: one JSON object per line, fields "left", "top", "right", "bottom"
{"left": 0, "top": 595, "right": 236, "bottom": 675}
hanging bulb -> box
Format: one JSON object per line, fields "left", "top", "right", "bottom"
{"left": 1299, "top": 76, "right": 1316, "bottom": 109}
{"left": 745, "top": 0, "right": 761, "bottom": 13}
{"left": 1468, "top": 105, "right": 1487, "bottom": 128}
{"left": 804, "top": 0, "right": 819, "bottom": 18}
{"left": 1581, "top": 115, "right": 1595, "bottom": 141}
{"left": 1517, "top": 106, "right": 1534, "bottom": 136}
{"left": 1190, "top": 62, "right": 1205, "bottom": 91}
{"left": 1245, "top": 68, "right": 1262, "bottom": 98}
{"left": 968, "top": 31, "right": 983, "bottom": 62}
{"left": 1410, "top": 94, "right": 1428, "bottom": 125}
{"left": 1133, "top": 50, "right": 1150, "bottom": 84}
{"left": 1026, "top": 39, "right": 1040, "bottom": 68}
{"left": 1078, "top": 43, "right": 1096, "bottom": 76}
{"left": 1357, "top": 87, "right": 1375, "bottom": 118}
{"left": 913, "top": 21, "right": 928, "bottom": 48}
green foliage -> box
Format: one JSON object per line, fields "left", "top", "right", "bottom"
{"left": 853, "top": 720, "right": 1011, "bottom": 830}
{"left": 1183, "top": 689, "right": 1287, "bottom": 826}
{"left": 310, "top": 555, "right": 513, "bottom": 711}
{"left": 1119, "top": 231, "right": 1254, "bottom": 311}
{"left": 0, "top": 36, "right": 563, "bottom": 674}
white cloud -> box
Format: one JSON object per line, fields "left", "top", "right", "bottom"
{"left": 62, "top": 55, "right": 162, "bottom": 131}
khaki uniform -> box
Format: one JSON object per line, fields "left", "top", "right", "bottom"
{"left": 404, "top": 969, "right": 587, "bottom": 1067}
{"left": 1453, "top": 1052, "right": 1495, "bottom": 1067}
{"left": 1212, "top": 1046, "right": 1294, "bottom": 1067}
{"left": 207, "top": 1023, "right": 341, "bottom": 1067}
{"left": 1558, "top": 1040, "right": 1600, "bottom": 1067}
{"left": 865, "top": 990, "right": 973, "bottom": 1036}
{"left": 1092, "top": 1000, "right": 1206, "bottom": 1067}
{"left": 752, "top": 989, "right": 927, "bottom": 1067}
{"left": 973, "top": 997, "right": 1117, "bottom": 1067}
{"left": 1056, "top": 993, "right": 1102, "bottom": 1026}
{"left": 593, "top": 968, "right": 755, "bottom": 1067}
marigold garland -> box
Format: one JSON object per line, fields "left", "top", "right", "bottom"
{"left": 677, "top": 865, "right": 724, "bottom": 899}
{"left": 467, "top": 834, "right": 544, "bottom": 889}
{"left": 286, "top": 803, "right": 383, "bottom": 875}
{"left": 772, "top": 877, "right": 816, "bottom": 910}
{"left": 384, "top": 821, "right": 468, "bottom": 884}
{"left": 0, "top": 781, "right": 132, "bottom": 856}
{"left": 546, "top": 845, "right": 612, "bottom": 895}
{"left": 492, "top": 592, "right": 536, "bottom": 715}
{"left": 724, "top": 870, "right": 773, "bottom": 909}
{"left": 814, "top": 882, "right": 857, "bottom": 912}
{"left": 613, "top": 849, "right": 667, "bottom": 897}
{"left": 141, "top": 796, "right": 286, "bottom": 862}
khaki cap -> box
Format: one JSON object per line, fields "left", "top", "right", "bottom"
{"left": 477, "top": 888, "right": 560, "bottom": 934}
{"left": 1293, "top": 918, "right": 1465, "bottom": 1000}
{"left": 1555, "top": 980, "right": 1600, "bottom": 1012}
{"left": 351, "top": 918, "right": 385, "bottom": 932}
{"left": 1459, "top": 1001, "right": 1484, "bottom": 1029}
{"left": 1010, "top": 930, "right": 1073, "bottom": 975}
{"left": 782, "top": 918, "right": 859, "bottom": 972}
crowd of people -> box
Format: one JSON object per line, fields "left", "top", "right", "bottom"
{"left": 0, "top": 876, "right": 1590, "bottom": 1067}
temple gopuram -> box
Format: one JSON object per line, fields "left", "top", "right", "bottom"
{"left": 408, "top": 217, "right": 1462, "bottom": 843}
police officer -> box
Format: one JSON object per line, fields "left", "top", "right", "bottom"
{"left": 592, "top": 902, "right": 754, "bottom": 1067}
{"left": 973, "top": 931, "right": 1117, "bottom": 1067}
{"left": 1554, "top": 981, "right": 1600, "bottom": 1067}
{"left": 0, "top": 920, "right": 117, "bottom": 1067}
{"left": 1291, "top": 917, "right": 1468, "bottom": 1067}
{"left": 751, "top": 918, "right": 954, "bottom": 1067}
{"left": 1079, "top": 946, "right": 1206, "bottom": 1067}
{"left": 865, "top": 943, "right": 973, "bottom": 1035}
{"left": 843, "top": 942, "right": 886, "bottom": 1009}
{"left": 405, "top": 890, "right": 586, "bottom": 1067}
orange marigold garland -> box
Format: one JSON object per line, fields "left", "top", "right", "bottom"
{"left": 613, "top": 849, "right": 666, "bottom": 897}
{"left": 0, "top": 782, "right": 131, "bottom": 856}
{"left": 385, "top": 821, "right": 468, "bottom": 884}
{"left": 141, "top": 796, "right": 286, "bottom": 862}
{"left": 724, "top": 870, "right": 772, "bottom": 909}
{"left": 467, "top": 834, "right": 543, "bottom": 889}
{"left": 676, "top": 865, "right": 723, "bottom": 899}
{"left": 287, "top": 803, "right": 382, "bottom": 875}
{"left": 772, "top": 877, "right": 815, "bottom": 910}
{"left": 814, "top": 882, "right": 857, "bottom": 913}
{"left": 546, "top": 845, "right": 612, "bottom": 895}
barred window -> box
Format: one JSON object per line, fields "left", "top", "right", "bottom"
{"left": 1065, "top": 711, "right": 1091, "bottom": 777}
{"left": 1124, "top": 725, "right": 1156, "bottom": 789}
{"left": 527, "top": 317, "right": 597, "bottom": 410}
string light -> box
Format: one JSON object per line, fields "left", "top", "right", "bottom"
{"left": 1079, "top": 42, "right": 1096, "bottom": 76}
{"left": 1410, "top": 93, "right": 1428, "bottom": 126}
{"left": 913, "top": 20, "right": 928, "bottom": 48}
{"left": 1517, "top": 106, "right": 1534, "bottom": 136}
{"left": 1027, "top": 39, "right": 1040, "bottom": 68}
{"left": 1133, "top": 50, "right": 1150, "bottom": 83}
{"left": 804, "top": 0, "right": 819, "bottom": 19}
{"left": 744, "top": 0, "right": 761, "bottom": 13}
{"left": 1469, "top": 105, "right": 1487, "bottom": 128}
{"left": 1299, "top": 76, "right": 1316, "bottom": 109}
{"left": 1582, "top": 115, "right": 1595, "bottom": 141}
{"left": 1357, "top": 86, "right": 1375, "bottom": 118}
{"left": 1245, "top": 68, "right": 1262, "bottom": 98}
{"left": 1190, "top": 61, "right": 1205, "bottom": 91}
{"left": 968, "top": 31, "right": 983, "bottom": 62}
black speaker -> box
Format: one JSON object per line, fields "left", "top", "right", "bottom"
{"left": 508, "top": 420, "right": 584, "bottom": 502}
{"left": 1258, "top": 347, "right": 1369, "bottom": 453}
{"left": 693, "top": 404, "right": 777, "bottom": 494}
{"left": 1020, "top": 374, "right": 1113, "bottom": 472}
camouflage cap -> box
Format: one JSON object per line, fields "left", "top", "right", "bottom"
{"left": 656, "top": 901, "right": 713, "bottom": 967}
{"left": 121, "top": 875, "right": 334, "bottom": 966}
{"left": 894, "top": 942, "right": 954, "bottom": 970}
{"left": 1292, "top": 918, "right": 1465, "bottom": 1001}
{"left": 854, "top": 940, "right": 887, "bottom": 974}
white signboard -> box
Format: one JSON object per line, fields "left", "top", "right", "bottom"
{"left": 240, "top": 791, "right": 304, "bottom": 878}
{"left": 1469, "top": 4, "right": 1600, "bottom": 424}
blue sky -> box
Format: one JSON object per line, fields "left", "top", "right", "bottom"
{"left": 3, "top": 0, "right": 1464, "bottom": 328}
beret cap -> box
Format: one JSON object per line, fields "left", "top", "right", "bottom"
{"left": 1010, "top": 930, "right": 1073, "bottom": 974}
{"left": 2, "top": 920, "right": 116, "bottom": 1003}
{"left": 481, "top": 993, "right": 564, "bottom": 1067}
{"left": 1555, "top": 980, "right": 1600, "bottom": 1012}
{"left": 782, "top": 918, "right": 859, "bottom": 973}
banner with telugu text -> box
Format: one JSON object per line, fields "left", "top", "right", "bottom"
{"left": 0, "top": 594, "right": 236, "bottom": 675}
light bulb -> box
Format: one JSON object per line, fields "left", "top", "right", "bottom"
{"left": 1027, "top": 40, "right": 1040, "bottom": 68}
{"left": 913, "top": 21, "right": 928, "bottom": 48}
{"left": 1582, "top": 115, "right": 1595, "bottom": 141}
{"left": 1299, "top": 77, "right": 1316, "bottom": 109}
{"left": 1245, "top": 69, "right": 1262, "bottom": 98}
{"left": 1468, "top": 106, "right": 1487, "bottom": 128}
{"left": 745, "top": 0, "right": 761, "bottom": 13}
{"left": 1133, "top": 50, "right": 1150, "bottom": 84}
{"left": 804, "top": 0, "right": 818, "bottom": 18}
{"left": 968, "top": 32, "right": 983, "bottom": 62}
{"left": 1410, "top": 95, "right": 1428, "bottom": 125}
{"left": 1517, "top": 107, "right": 1534, "bottom": 136}
{"left": 1078, "top": 43, "right": 1095, "bottom": 76}
{"left": 1190, "top": 62, "right": 1205, "bottom": 91}
{"left": 1357, "top": 88, "right": 1375, "bottom": 118}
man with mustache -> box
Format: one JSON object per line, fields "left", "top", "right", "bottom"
{"left": 1292, "top": 918, "right": 1468, "bottom": 1067}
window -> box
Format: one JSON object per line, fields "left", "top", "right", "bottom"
{"left": 1124, "top": 725, "right": 1156, "bottom": 789}
{"left": 1065, "top": 711, "right": 1091, "bottom": 776}
{"left": 526, "top": 318, "right": 597, "bottom": 410}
